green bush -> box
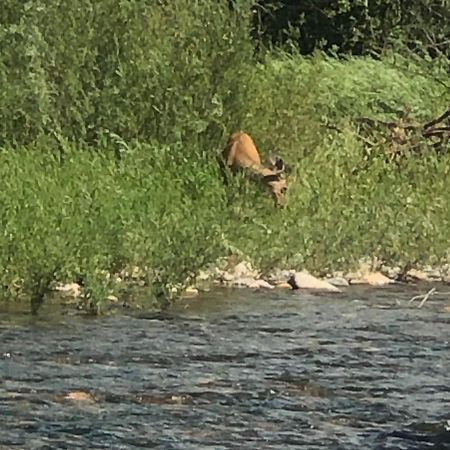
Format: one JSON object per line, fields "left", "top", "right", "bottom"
{"left": 0, "top": 142, "right": 230, "bottom": 307}
{"left": 255, "top": 0, "right": 450, "bottom": 58}
{"left": 0, "top": 0, "right": 254, "bottom": 146}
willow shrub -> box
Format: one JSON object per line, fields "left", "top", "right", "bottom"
{"left": 0, "top": 141, "right": 232, "bottom": 308}
{"left": 0, "top": 0, "right": 254, "bottom": 147}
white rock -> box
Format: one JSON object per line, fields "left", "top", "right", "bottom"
{"left": 381, "top": 265, "right": 402, "bottom": 280}
{"left": 232, "top": 261, "right": 259, "bottom": 280}
{"left": 423, "top": 268, "right": 442, "bottom": 280}
{"left": 131, "top": 266, "right": 142, "bottom": 279}
{"left": 406, "top": 268, "right": 430, "bottom": 281}
{"left": 220, "top": 271, "right": 234, "bottom": 282}
{"left": 348, "top": 278, "right": 367, "bottom": 285}
{"left": 253, "top": 279, "right": 275, "bottom": 289}
{"left": 364, "top": 272, "right": 393, "bottom": 286}
{"left": 232, "top": 277, "right": 274, "bottom": 289}
{"left": 275, "top": 282, "right": 292, "bottom": 289}
{"left": 55, "top": 282, "right": 81, "bottom": 298}
{"left": 267, "top": 269, "right": 293, "bottom": 284}
{"left": 196, "top": 270, "right": 212, "bottom": 281}
{"left": 64, "top": 391, "right": 95, "bottom": 403}
{"left": 288, "top": 271, "right": 341, "bottom": 292}
{"left": 230, "top": 277, "right": 256, "bottom": 288}
{"left": 327, "top": 277, "right": 350, "bottom": 287}
{"left": 347, "top": 271, "right": 394, "bottom": 286}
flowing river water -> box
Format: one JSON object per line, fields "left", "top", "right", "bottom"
{"left": 1, "top": 284, "right": 450, "bottom": 449}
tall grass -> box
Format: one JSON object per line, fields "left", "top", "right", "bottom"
{"left": 0, "top": 0, "right": 253, "bottom": 146}
{"left": 0, "top": 1, "right": 449, "bottom": 308}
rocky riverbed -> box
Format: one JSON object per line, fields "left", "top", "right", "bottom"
{"left": 52, "top": 257, "right": 450, "bottom": 310}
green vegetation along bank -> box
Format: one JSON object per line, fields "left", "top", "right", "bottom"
{"left": 1, "top": 1, "right": 449, "bottom": 311}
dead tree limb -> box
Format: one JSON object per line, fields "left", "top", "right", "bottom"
{"left": 409, "top": 287, "right": 436, "bottom": 308}
{"left": 424, "top": 108, "right": 450, "bottom": 130}
{"left": 354, "top": 107, "right": 450, "bottom": 159}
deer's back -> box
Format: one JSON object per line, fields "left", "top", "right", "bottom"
{"left": 223, "top": 131, "right": 262, "bottom": 172}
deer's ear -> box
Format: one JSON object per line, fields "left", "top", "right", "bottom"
{"left": 274, "top": 157, "right": 285, "bottom": 172}
{"left": 268, "top": 155, "right": 285, "bottom": 172}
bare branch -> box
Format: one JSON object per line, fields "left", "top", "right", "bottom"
{"left": 409, "top": 287, "right": 436, "bottom": 308}
{"left": 423, "top": 126, "right": 450, "bottom": 137}
{"left": 424, "top": 109, "right": 450, "bottom": 130}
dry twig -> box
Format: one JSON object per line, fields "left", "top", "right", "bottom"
{"left": 355, "top": 107, "right": 450, "bottom": 159}
{"left": 424, "top": 108, "right": 450, "bottom": 130}
{"left": 408, "top": 287, "right": 436, "bottom": 308}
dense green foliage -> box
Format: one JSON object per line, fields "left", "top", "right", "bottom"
{"left": 0, "top": 1, "right": 449, "bottom": 309}
{"left": 255, "top": 0, "right": 450, "bottom": 58}
{"left": 0, "top": 0, "right": 253, "bottom": 146}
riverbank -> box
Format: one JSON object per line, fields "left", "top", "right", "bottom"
{"left": 1, "top": 52, "right": 449, "bottom": 310}
{"left": 45, "top": 256, "right": 450, "bottom": 314}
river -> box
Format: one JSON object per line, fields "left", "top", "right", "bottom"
{"left": 1, "top": 284, "right": 449, "bottom": 449}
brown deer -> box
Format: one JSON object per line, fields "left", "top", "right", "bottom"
{"left": 221, "top": 131, "right": 288, "bottom": 207}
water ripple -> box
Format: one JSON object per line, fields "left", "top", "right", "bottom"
{"left": 1, "top": 285, "right": 449, "bottom": 449}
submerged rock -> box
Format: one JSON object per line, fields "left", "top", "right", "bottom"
{"left": 136, "top": 393, "right": 193, "bottom": 405}
{"left": 288, "top": 271, "right": 341, "bottom": 292}
{"left": 63, "top": 391, "right": 96, "bottom": 403}
{"left": 181, "top": 287, "right": 199, "bottom": 298}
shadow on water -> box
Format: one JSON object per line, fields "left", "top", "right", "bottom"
{"left": 1, "top": 284, "right": 450, "bottom": 449}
